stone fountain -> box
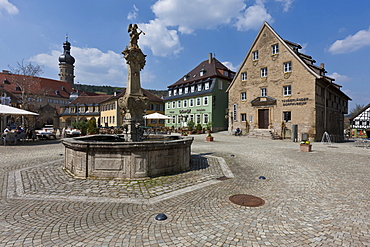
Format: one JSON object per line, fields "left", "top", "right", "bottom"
{"left": 62, "top": 24, "right": 193, "bottom": 180}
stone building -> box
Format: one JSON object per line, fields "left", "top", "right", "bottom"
{"left": 58, "top": 37, "right": 75, "bottom": 87}
{"left": 227, "top": 22, "right": 351, "bottom": 142}
{"left": 165, "top": 53, "right": 235, "bottom": 131}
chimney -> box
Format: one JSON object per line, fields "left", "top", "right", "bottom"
{"left": 320, "top": 63, "right": 325, "bottom": 69}
{"left": 208, "top": 53, "right": 212, "bottom": 64}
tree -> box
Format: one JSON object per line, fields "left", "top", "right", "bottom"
{"left": 8, "top": 60, "right": 44, "bottom": 111}
{"left": 349, "top": 103, "right": 365, "bottom": 117}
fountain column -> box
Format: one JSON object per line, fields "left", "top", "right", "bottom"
{"left": 119, "top": 24, "right": 148, "bottom": 142}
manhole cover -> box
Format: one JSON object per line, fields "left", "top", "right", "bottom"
{"left": 229, "top": 194, "right": 265, "bottom": 207}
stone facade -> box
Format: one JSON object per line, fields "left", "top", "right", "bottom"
{"left": 227, "top": 22, "right": 350, "bottom": 142}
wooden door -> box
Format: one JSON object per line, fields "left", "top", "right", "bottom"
{"left": 258, "top": 109, "right": 269, "bottom": 129}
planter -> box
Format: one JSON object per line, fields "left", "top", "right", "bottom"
{"left": 188, "top": 131, "right": 193, "bottom": 135}
{"left": 300, "top": 144, "right": 312, "bottom": 152}
{"left": 206, "top": 136, "right": 214, "bottom": 142}
{"left": 197, "top": 130, "right": 202, "bottom": 134}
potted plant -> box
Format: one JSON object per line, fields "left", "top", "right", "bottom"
{"left": 300, "top": 140, "right": 312, "bottom": 152}
{"left": 196, "top": 123, "right": 202, "bottom": 134}
{"left": 205, "top": 122, "right": 213, "bottom": 134}
{"left": 206, "top": 132, "right": 214, "bottom": 141}
{"left": 187, "top": 120, "right": 195, "bottom": 134}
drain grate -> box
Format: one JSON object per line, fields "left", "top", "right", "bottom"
{"left": 229, "top": 194, "right": 265, "bottom": 207}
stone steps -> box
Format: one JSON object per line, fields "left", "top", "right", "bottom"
{"left": 246, "top": 129, "right": 281, "bottom": 140}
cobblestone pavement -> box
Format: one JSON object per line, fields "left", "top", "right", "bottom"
{"left": 0, "top": 133, "right": 369, "bottom": 246}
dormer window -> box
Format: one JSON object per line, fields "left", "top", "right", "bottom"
{"left": 183, "top": 74, "right": 190, "bottom": 81}
{"left": 173, "top": 89, "right": 177, "bottom": 95}
{"left": 15, "top": 86, "right": 21, "bottom": 91}
{"left": 184, "top": 87, "right": 189, "bottom": 94}
{"left": 197, "top": 84, "right": 202, "bottom": 91}
{"left": 200, "top": 69, "right": 206, "bottom": 76}
{"left": 224, "top": 70, "right": 229, "bottom": 77}
{"left": 179, "top": 88, "right": 182, "bottom": 95}
{"left": 168, "top": 90, "right": 172, "bottom": 96}
{"left": 205, "top": 82, "right": 210, "bottom": 90}
{"left": 3, "top": 79, "right": 10, "bottom": 84}
{"left": 191, "top": 85, "right": 195, "bottom": 93}
{"left": 55, "top": 90, "right": 60, "bottom": 95}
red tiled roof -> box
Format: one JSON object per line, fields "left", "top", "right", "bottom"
{"left": 68, "top": 95, "right": 112, "bottom": 106}
{"left": 100, "top": 88, "right": 164, "bottom": 103}
{"left": 0, "top": 72, "right": 73, "bottom": 99}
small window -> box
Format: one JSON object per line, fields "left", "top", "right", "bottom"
{"left": 272, "top": 44, "right": 279, "bottom": 55}
{"left": 283, "top": 111, "right": 291, "bottom": 122}
{"left": 205, "top": 82, "right": 210, "bottom": 90}
{"left": 200, "top": 69, "right": 206, "bottom": 76}
{"left": 197, "top": 84, "right": 202, "bottom": 91}
{"left": 218, "top": 81, "right": 223, "bottom": 90}
{"left": 177, "top": 100, "right": 181, "bottom": 108}
{"left": 233, "top": 104, "right": 237, "bottom": 121}
{"left": 191, "top": 85, "right": 195, "bottom": 93}
{"left": 204, "top": 114, "right": 209, "bottom": 124}
{"left": 172, "top": 116, "right": 176, "bottom": 124}
{"left": 252, "top": 51, "right": 259, "bottom": 61}
{"left": 241, "top": 113, "right": 247, "bottom": 122}
{"left": 172, "top": 101, "right": 176, "bottom": 108}
{"left": 189, "top": 99, "right": 194, "bottom": 107}
{"left": 284, "top": 62, "right": 292, "bottom": 73}
{"left": 261, "top": 88, "right": 267, "bottom": 97}
{"left": 196, "top": 114, "right": 201, "bottom": 124}
{"left": 224, "top": 70, "right": 229, "bottom": 77}
{"left": 173, "top": 89, "right": 177, "bottom": 96}
{"left": 241, "top": 92, "right": 247, "bottom": 101}
{"left": 203, "top": 96, "right": 209, "bottom": 105}
{"left": 196, "top": 97, "right": 201, "bottom": 106}
{"left": 185, "top": 87, "right": 189, "bottom": 94}
{"left": 241, "top": 72, "right": 247, "bottom": 81}
{"left": 190, "top": 114, "right": 194, "bottom": 122}
{"left": 179, "top": 88, "right": 183, "bottom": 95}
{"left": 261, "top": 67, "right": 268, "bottom": 77}
{"left": 183, "top": 99, "right": 188, "bottom": 108}
{"left": 167, "top": 102, "right": 170, "bottom": 109}
{"left": 283, "top": 85, "right": 292, "bottom": 96}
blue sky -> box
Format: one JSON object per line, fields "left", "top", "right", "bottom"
{"left": 1, "top": 0, "right": 370, "bottom": 110}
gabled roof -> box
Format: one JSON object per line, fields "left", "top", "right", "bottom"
{"left": 0, "top": 71, "right": 73, "bottom": 98}
{"left": 67, "top": 95, "right": 112, "bottom": 106}
{"left": 349, "top": 103, "right": 370, "bottom": 121}
{"left": 100, "top": 88, "right": 164, "bottom": 104}
{"left": 169, "top": 55, "right": 234, "bottom": 88}
{"left": 226, "top": 22, "right": 336, "bottom": 92}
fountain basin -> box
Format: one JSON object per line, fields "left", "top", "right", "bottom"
{"left": 62, "top": 135, "right": 194, "bottom": 180}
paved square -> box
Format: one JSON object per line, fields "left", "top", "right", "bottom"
{"left": 0, "top": 132, "right": 369, "bottom": 246}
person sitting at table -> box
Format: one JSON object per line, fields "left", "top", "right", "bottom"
{"left": 3, "top": 126, "right": 10, "bottom": 133}
{"left": 16, "top": 126, "right": 24, "bottom": 134}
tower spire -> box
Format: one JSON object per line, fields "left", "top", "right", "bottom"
{"left": 59, "top": 35, "right": 75, "bottom": 86}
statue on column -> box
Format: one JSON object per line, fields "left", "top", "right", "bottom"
{"left": 119, "top": 24, "right": 148, "bottom": 142}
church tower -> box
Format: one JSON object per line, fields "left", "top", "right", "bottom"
{"left": 58, "top": 37, "right": 75, "bottom": 87}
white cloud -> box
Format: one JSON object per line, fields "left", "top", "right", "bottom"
{"left": 328, "top": 26, "right": 370, "bottom": 54}
{"left": 151, "top": 0, "right": 246, "bottom": 34}
{"left": 221, "top": 61, "right": 237, "bottom": 72}
{"left": 31, "top": 47, "right": 128, "bottom": 87}
{"left": 235, "top": 1, "right": 273, "bottom": 31}
{"left": 274, "top": 0, "right": 294, "bottom": 12}
{"left": 327, "top": 72, "right": 351, "bottom": 84}
{"left": 138, "top": 19, "right": 183, "bottom": 57}
{"left": 127, "top": 5, "right": 139, "bottom": 21}
{"left": 0, "top": 0, "right": 19, "bottom": 15}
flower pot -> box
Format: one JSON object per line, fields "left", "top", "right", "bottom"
{"left": 300, "top": 144, "right": 312, "bottom": 152}
{"left": 206, "top": 136, "right": 214, "bottom": 142}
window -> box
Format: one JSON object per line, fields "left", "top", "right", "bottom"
{"left": 185, "top": 87, "right": 189, "bottom": 94}
{"left": 261, "top": 67, "right": 267, "bottom": 77}
{"left": 167, "top": 102, "right": 170, "bottom": 109}
{"left": 283, "top": 111, "right": 291, "bottom": 122}
{"left": 196, "top": 114, "right": 201, "bottom": 124}
{"left": 284, "top": 62, "right": 292, "bottom": 73}
{"left": 177, "top": 100, "right": 181, "bottom": 108}
{"left": 189, "top": 99, "right": 194, "bottom": 107}
{"left": 233, "top": 104, "right": 237, "bottom": 121}
{"left": 241, "top": 113, "right": 247, "bottom": 122}
{"left": 241, "top": 92, "right": 247, "bottom": 101}
{"left": 218, "top": 81, "right": 223, "bottom": 90}
{"left": 173, "top": 89, "right": 177, "bottom": 95}
{"left": 224, "top": 71, "right": 229, "bottom": 77}
{"left": 196, "top": 97, "right": 201, "bottom": 106}
{"left": 283, "top": 85, "right": 292, "bottom": 96}
{"left": 203, "top": 96, "right": 209, "bottom": 105}
{"left": 179, "top": 88, "right": 182, "bottom": 95}
{"left": 190, "top": 114, "right": 194, "bottom": 122}
{"left": 204, "top": 114, "right": 209, "bottom": 124}
{"left": 172, "top": 116, "right": 176, "bottom": 124}
{"left": 205, "top": 82, "right": 210, "bottom": 90}
{"left": 241, "top": 72, "right": 247, "bottom": 81}
{"left": 261, "top": 88, "right": 267, "bottom": 97}
{"left": 191, "top": 85, "right": 195, "bottom": 93}
{"left": 168, "top": 90, "right": 172, "bottom": 96}
{"left": 272, "top": 44, "right": 279, "bottom": 55}
{"left": 252, "top": 51, "right": 259, "bottom": 61}
{"left": 200, "top": 69, "right": 206, "bottom": 76}
{"left": 197, "top": 84, "right": 202, "bottom": 91}
{"left": 172, "top": 101, "right": 176, "bottom": 108}
{"left": 183, "top": 99, "right": 188, "bottom": 108}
